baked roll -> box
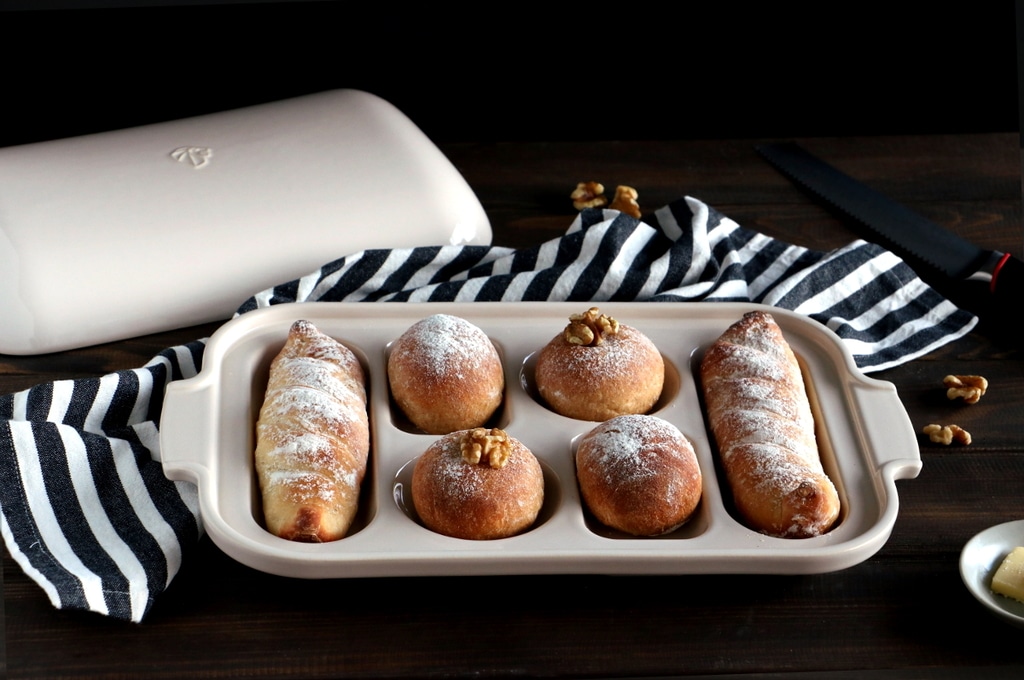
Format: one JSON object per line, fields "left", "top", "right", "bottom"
{"left": 700, "top": 311, "right": 839, "bottom": 538}
{"left": 412, "top": 427, "right": 544, "bottom": 540}
{"left": 535, "top": 307, "right": 664, "bottom": 421}
{"left": 255, "top": 320, "right": 370, "bottom": 542}
{"left": 576, "top": 415, "right": 702, "bottom": 536}
{"left": 387, "top": 314, "right": 504, "bottom": 434}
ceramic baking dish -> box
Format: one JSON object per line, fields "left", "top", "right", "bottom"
{"left": 160, "top": 301, "right": 921, "bottom": 578}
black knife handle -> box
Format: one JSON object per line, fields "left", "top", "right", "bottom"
{"left": 991, "top": 253, "right": 1024, "bottom": 307}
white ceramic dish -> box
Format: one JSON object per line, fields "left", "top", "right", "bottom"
{"left": 960, "top": 520, "right": 1024, "bottom": 628}
{"left": 160, "top": 301, "right": 921, "bottom": 578}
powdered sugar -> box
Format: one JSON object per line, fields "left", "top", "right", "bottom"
{"left": 392, "top": 314, "right": 496, "bottom": 381}
{"left": 263, "top": 468, "right": 358, "bottom": 504}
{"left": 423, "top": 435, "right": 536, "bottom": 503}
{"left": 551, "top": 326, "right": 654, "bottom": 382}
{"left": 275, "top": 356, "right": 365, "bottom": 402}
{"left": 580, "top": 415, "right": 687, "bottom": 485}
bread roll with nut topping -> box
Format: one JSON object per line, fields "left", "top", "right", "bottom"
{"left": 535, "top": 307, "right": 664, "bottom": 421}
{"left": 700, "top": 311, "right": 839, "bottom": 538}
{"left": 412, "top": 428, "right": 544, "bottom": 540}
{"left": 255, "top": 320, "right": 369, "bottom": 542}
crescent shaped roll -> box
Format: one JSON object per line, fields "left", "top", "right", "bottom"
{"left": 700, "top": 311, "right": 839, "bottom": 538}
{"left": 255, "top": 320, "right": 370, "bottom": 542}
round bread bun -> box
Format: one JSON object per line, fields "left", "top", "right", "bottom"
{"left": 576, "top": 415, "right": 702, "bottom": 536}
{"left": 388, "top": 314, "right": 504, "bottom": 434}
{"left": 412, "top": 428, "right": 544, "bottom": 540}
{"left": 535, "top": 308, "right": 663, "bottom": 421}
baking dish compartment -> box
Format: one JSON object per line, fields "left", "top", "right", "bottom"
{"left": 568, "top": 430, "right": 712, "bottom": 541}
{"left": 245, "top": 336, "right": 378, "bottom": 539}
{"left": 392, "top": 455, "right": 563, "bottom": 539}
{"left": 383, "top": 335, "right": 510, "bottom": 435}
{"left": 689, "top": 345, "right": 849, "bottom": 539}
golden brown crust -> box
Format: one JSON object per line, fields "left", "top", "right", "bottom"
{"left": 700, "top": 311, "right": 839, "bottom": 538}
{"left": 387, "top": 314, "right": 504, "bottom": 435}
{"left": 576, "top": 415, "right": 702, "bottom": 536}
{"left": 412, "top": 429, "right": 544, "bottom": 540}
{"left": 535, "top": 316, "right": 663, "bottom": 422}
{"left": 255, "top": 320, "right": 369, "bottom": 543}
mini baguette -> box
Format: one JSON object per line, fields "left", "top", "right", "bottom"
{"left": 700, "top": 311, "right": 839, "bottom": 538}
{"left": 255, "top": 320, "right": 369, "bottom": 542}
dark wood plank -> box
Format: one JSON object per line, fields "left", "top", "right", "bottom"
{"left": 444, "top": 134, "right": 1021, "bottom": 251}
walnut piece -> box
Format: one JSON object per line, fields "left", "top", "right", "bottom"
{"left": 608, "top": 185, "right": 641, "bottom": 218}
{"left": 948, "top": 425, "right": 973, "bottom": 445}
{"left": 563, "top": 307, "right": 620, "bottom": 346}
{"left": 571, "top": 182, "right": 608, "bottom": 210}
{"left": 923, "top": 423, "right": 972, "bottom": 445}
{"left": 944, "top": 375, "right": 988, "bottom": 404}
{"left": 460, "top": 428, "right": 512, "bottom": 468}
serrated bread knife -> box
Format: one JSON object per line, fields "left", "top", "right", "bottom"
{"left": 756, "top": 142, "right": 1023, "bottom": 310}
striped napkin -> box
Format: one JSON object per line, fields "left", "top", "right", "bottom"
{"left": 0, "top": 197, "right": 977, "bottom": 622}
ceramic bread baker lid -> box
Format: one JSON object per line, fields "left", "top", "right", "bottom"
{"left": 0, "top": 89, "right": 491, "bottom": 355}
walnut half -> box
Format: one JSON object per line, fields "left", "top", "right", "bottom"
{"left": 608, "top": 185, "right": 641, "bottom": 218}
{"left": 944, "top": 375, "right": 988, "bottom": 404}
{"left": 563, "top": 307, "right": 619, "bottom": 346}
{"left": 460, "top": 428, "right": 512, "bottom": 469}
{"left": 923, "top": 423, "right": 972, "bottom": 445}
{"left": 571, "top": 182, "right": 608, "bottom": 210}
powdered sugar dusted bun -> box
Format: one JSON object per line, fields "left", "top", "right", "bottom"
{"left": 535, "top": 307, "right": 664, "bottom": 422}
{"left": 700, "top": 311, "right": 839, "bottom": 538}
{"left": 388, "top": 314, "right": 504, "bottom": 435}
{"left": 576, "top": 415, "right": 702, "bottom": 536}
{"left": 255, "top": 320, "right": 369, "bottom": 542}
{"left": 412, "top": 428, "right": 544, "bottom": 540}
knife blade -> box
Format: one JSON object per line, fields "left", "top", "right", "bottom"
{"left": 755, "top": 141, "right": 1023, "bottom": 310}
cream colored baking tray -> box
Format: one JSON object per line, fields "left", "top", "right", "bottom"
{"left": 160, "top": 301, "right": 921, "bottom": 578}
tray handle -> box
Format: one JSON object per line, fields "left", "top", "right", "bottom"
{"left": 848, "top": 376, "right": 922, "bottom": 481}
{"left": 158, "top": 376, "right": 217, "bottom": 487}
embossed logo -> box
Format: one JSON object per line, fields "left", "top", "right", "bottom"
{"left": 171, "top": 146, "right": 213, "bottom": 169}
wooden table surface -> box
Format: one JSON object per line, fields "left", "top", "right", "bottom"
{"left": 3, "top": 133, "right": 1023, "bottom": 678}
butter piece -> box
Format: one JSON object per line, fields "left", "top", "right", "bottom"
{"left": 991, "top": 546, "right": 1024, "bottom": 603}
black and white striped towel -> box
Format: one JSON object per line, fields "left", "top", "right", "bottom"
{"left": 0, "top": 196, "right": 977, "bottom": 622}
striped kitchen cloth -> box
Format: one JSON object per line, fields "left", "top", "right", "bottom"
{"left": 0, "top": 196, "right": 977, "bottom": 622}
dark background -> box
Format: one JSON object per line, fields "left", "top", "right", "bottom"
{"left": 0, "top": 1, "right": 1019, "bottom": 146}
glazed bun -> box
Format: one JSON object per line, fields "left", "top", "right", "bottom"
{"left": 388, "top": 314, "right": 504, "bottom": 434}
